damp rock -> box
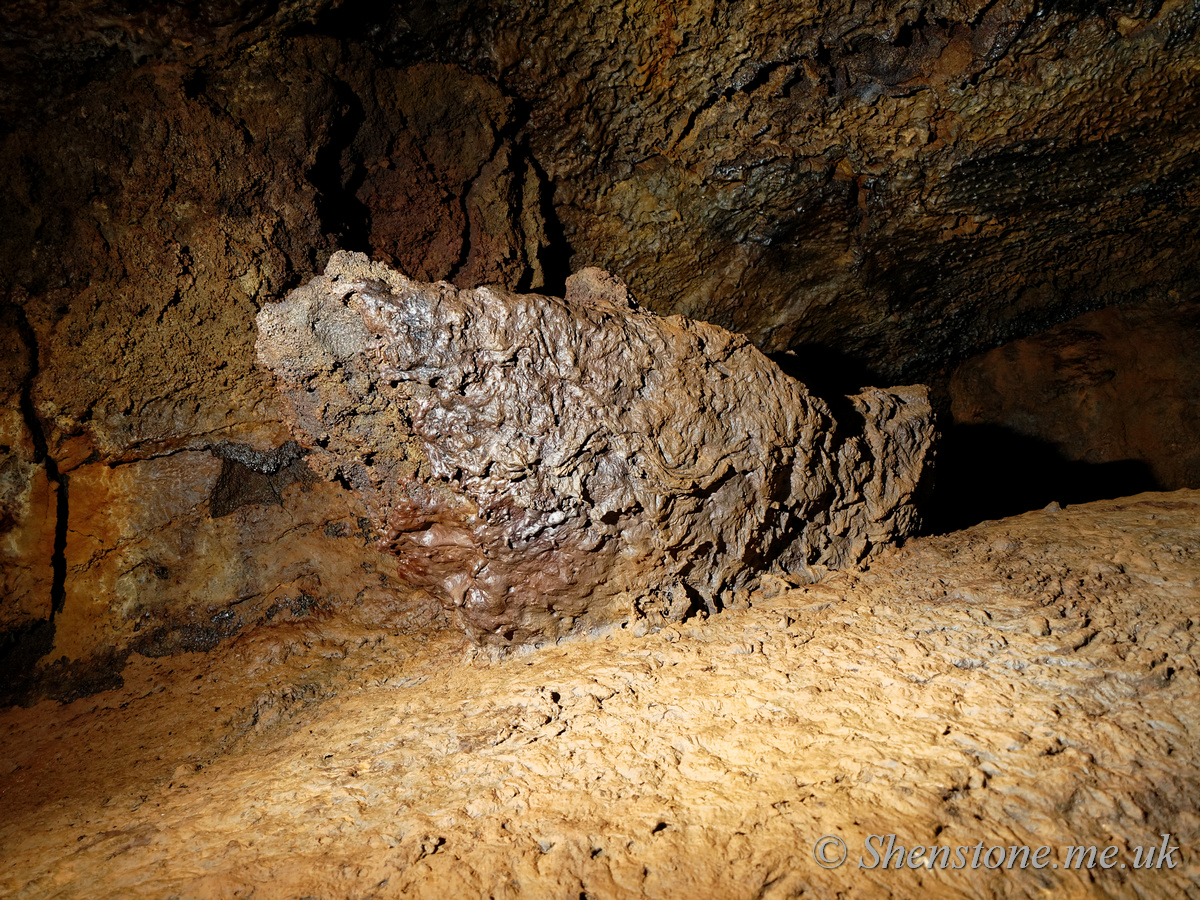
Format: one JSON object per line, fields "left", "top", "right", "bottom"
{"left": 256, "top": 251, "right": 935, "bottom": 642}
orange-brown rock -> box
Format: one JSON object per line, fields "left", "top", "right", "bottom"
{"left": 2, "top": 490, "right": 1196, "bottom": 899}
{"left": 0, "top": 312, "right": 57, "bottom": 633}
{"left": 257, "top": 253, "right": 934, "bottom": 642}
{"left": 949, "top": 297, "right": 1200, "bottom": 497}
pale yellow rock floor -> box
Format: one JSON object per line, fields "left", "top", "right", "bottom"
{"left": 2, "top": 492, "right": 1199, "bottom": 899}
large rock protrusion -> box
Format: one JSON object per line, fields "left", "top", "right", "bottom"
{"left": 257, "top": 252, "right": 934, "bottom": 642}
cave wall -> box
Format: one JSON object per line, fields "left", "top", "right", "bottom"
{"left": 0, "top": 35, "right": 473, "bottom": 702}
{"left": 952, "top": 298, "right": 1200, "bottom": 491}
{"left": 1, "top": 0, "right": 1198, "bottom": 701}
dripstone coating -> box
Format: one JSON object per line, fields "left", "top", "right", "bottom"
{"left": 257, "top": 252, "right": 934, "bottom": 642}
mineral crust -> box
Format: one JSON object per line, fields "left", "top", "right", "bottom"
{"left": 256, "top": 252, "right": 934, "bottom": 642}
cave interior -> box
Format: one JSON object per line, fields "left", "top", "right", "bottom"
{"left": 1, "top": 1, "right": 1198, "bottom": 897}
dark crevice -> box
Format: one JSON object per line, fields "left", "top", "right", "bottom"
{"left": 49, "top": 471, "right": 68, "bottom": 616}
{"left": 675, "top": 55, "right": 807, "bottom": 149}
{"left": 769, "top": 346, "right": 883, "bottom": 413}
{"left": 182, "top": 66, "right": 207, "bottom": 101}
{"left": 444, "top": 175, "right": 477, "bottom": 286}
{"left": 725, "top": 58, "right": 794, "bottom": 99}
{"left": 104, "top": 445, "right": 206, "bottom": 469}
{"left": 894, "top": 17, "right": 919, "bottom": 49}
{"left": 0, "top": 307, "right": 68, "bottom": 704}
{"left": 11, "top": 313, "right": 47, "bottom": 464}
{"left": 503, "top": 97, "right": 572, "bottom": 294}
{"left": 10, "top": 307, "right": 68, "bottom": 618}
{"left": 155, "top": 287, "right": 183, "bottom": 325}
{"left": 671, "top": 93, "right": 720, "bottom": 152}
{"left": 967, "top": 0, "right": 1006, "bottom": 29}
{"left": 527, "top": 152, "right": 573, "bottom": 297}
{"left": 309, "top": 79, "right": 371, "bottom": 254}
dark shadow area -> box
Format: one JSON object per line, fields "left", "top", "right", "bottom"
{"left": 208, "top": 441, "right": 314, "bottom": 518}
{"left": 528, "top": 153, "right": 574, "bottom": 297}
{"left": 303, "top": 0, "right": 482, "bottom": 70}
{"left": 0, "top": 618, "right": 56, "bottom": 707}
{"left": 923, "top": 423, "right": 1160, "bottom": 534}
{"left": 769, "top": 344, "right": 886, "bottom": 428}
{"left": 308, "top": 80, "right": 371, "bottom": 256}
{"left": 769, "top": 346, "right": 1162, "bottom": 533}
{"left": 769, "top": 344, "right": 883, "bottom": 396}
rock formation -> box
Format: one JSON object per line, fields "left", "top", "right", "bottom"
{"left": 257, "top": 253, "right": 934, "bottom": 642}
{"left": 1, "top": 0, "right": 1196, "bottom": 696}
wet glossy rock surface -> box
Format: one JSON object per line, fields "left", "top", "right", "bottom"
{"left": 257, "top": 253, "right": 934, "bottom": 642}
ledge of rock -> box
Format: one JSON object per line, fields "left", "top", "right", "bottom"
{"left": 257, "top": 252, "right": 935, "bottom": 643}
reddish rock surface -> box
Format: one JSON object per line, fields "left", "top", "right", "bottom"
{"left": 0, "top": 38, "right": 502, "bottom": 701}
{"left": 951, "top": 298, "right": 1200, "bottom": 491}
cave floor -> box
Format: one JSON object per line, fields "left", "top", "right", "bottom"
{"left": 2, "top": 492, "right": 1198, "bottom": 899}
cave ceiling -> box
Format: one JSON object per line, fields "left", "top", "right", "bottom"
{"left": 3, "top": 0, "right": 1198, "bottom": 384}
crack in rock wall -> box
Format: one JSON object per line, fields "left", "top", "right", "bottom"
{"left": 257, "top": 253, "right": 934, "bottom": 643}
{"left": 0, "top": 38, "right": 523, "bottom": 703}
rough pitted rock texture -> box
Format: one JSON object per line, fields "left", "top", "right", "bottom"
{"left": 0, "top": 37, "right": 528, "bottom": 701}
{"left": 7, "top": 2, "right": 1198, "bottom": 382}
{"left": 2, "top": 0, "right": 1198, "bottom": 696}
{"left": 369, "top": 0, "right": 1200, "bottom": 380}
{"left": 0, "top": 309, "right": 57, "bottom": 633}
{"left": 2, "top": 491, "right": 1197, "bottom": 899}
{"left": 257, "top": 252, "right": 934, "bottom": 642}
